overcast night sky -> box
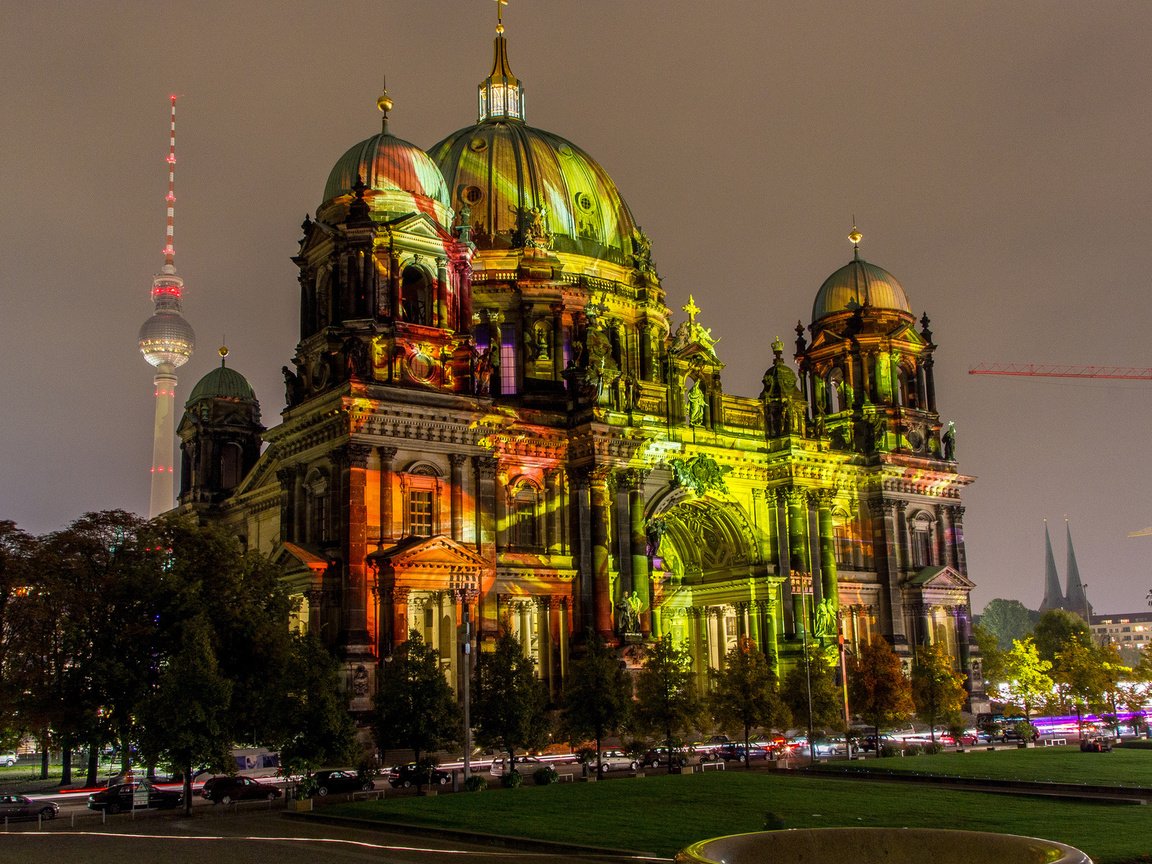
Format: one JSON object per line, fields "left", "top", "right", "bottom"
{"left": 3, "top": 1, "right": 1151, "bottom": 615}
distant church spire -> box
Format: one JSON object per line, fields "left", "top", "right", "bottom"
{"left": 1063, "top": 520, "right": 1091, "bottom": 621}
{"left": 1040, "top": 520, "right": 1063, "bottom": 613}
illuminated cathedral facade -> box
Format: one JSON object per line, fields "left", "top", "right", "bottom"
{"left": 178, "top": 22, "right": 985, "bottom": 713}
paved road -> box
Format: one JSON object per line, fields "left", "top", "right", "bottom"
{"left": 0, "top": 807, "right": 670, "bottom": 864}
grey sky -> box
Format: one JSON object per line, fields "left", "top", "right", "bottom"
{"left": 3, "top": 1, "right": 1150, "bottom": 614}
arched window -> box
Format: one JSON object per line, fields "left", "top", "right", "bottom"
{"left": 833, "top": 511, "right": 854, "bottom": 568}
{"left": 911, "top": 511, "right": 935, "bottom": 568}
{"left": 219, "top": 442, "right": 243, "bottom": 490}
{"left": 509, "top": 484, "right": 539, "bottom": 549}
{"left": 401, "top": 266, "right": 433, "bottom": 326}
{"left": 827, "top": 368, "right": 845, "bottom": 413}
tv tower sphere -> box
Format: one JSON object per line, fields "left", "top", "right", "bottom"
{"left": 138, "top": 265, "right": 195, "bottom": 368}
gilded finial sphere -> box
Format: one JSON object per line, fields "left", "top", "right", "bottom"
{"left": 849, "top": 227, "right": 863, "bottom": 246}
{"left": 219, "top": 345, "right": 229, "bottom": 359}
{"left": 377, "top": 91, "right": 393, "bottom": 114}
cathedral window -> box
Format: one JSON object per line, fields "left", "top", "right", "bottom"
{"left": 500, "top": 328, "right": 518, "bottom": 395}
{"left": 827, "top": 368, "right": 845, "bottom": 413}
{"left": 911, "top": 511, "right": 935, "bottom": 568}
{"left": 219, "top": 442, "right": 243, "bottom": 490}
{"left": 833, "top": 512, "right": 854, "bottom": 568}
{"left": 401, "top": 266, "right": 433, "bottom": 326}
{"left": 509, "top": 483, "right": 540, "bottom": 549}
{"left": 408, "top": 490, "right": 434, "bottom": 537}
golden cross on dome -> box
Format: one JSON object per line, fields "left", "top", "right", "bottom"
{"left": 682, "top": 294, "right": 701, "bottom": 324}
{"left": 494, "top": 0, "right": 508, "bottom": 33}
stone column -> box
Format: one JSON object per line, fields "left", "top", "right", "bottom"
{"left": 551, "top": 302, "right": 565, "bottom": 382}
{"left": 947, "top": 505, "right": 968, "bottom": 574}
{"left": 449, "top": 453, "right": 466, "bottom": 542}
{"left": 936, "top": 504, "right": 954, "bottom": 568}
{"left": 591, "top": 467, "right": 616, "bottom": 642}
{"left": 622, "top": 468, "right": 652, "bottom": 636}
{"left": 924, "top": 354, "right": 937, "bottom": 412}
{"left": 277, "top": 468, "right": 294, "bottom": 543}
{"left": 390, "top": 587, "right": 410, "bottom": 649}
{"left": 538, "top": 598, "right": 554, "bottom": 696}
{"left": 573, "top": 468, "right": 594, "bottom": 634}
{"left": 869, "top": 499, "right": 908, "bottom": 643}
{"left": 377, "top": 446, "right": 398, "bottom": 543}
{"left": 339, "top": 444, "right": 373, "bottom": 651}
{"left": 785, "top": 488, "right": 809, "bottom": 576}
{"left": 816, "top": 491, "right": 839, "bottom": 609}
{"left": 436, "top": 257, "right": 449, "bottom": 329}
{"left": 473, "top": 455, "right": 499, "bottom": 641}
{"left": 294, "top": 464, "right": 307, "bottom": 542}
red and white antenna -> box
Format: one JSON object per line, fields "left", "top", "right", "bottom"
{"left": 163, "top": 94, "right": 177, "bottom": 268}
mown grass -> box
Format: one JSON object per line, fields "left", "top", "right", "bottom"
{"left": 816, "top": 744, "right": 1152, "bottom": 787}
{"left": 324, "top": 771, "right": 1152, "bottom": 863}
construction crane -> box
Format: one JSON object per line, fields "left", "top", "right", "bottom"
{"left": 969, "top": 363, "right": 1152, "bottom": 380}
{"left": 971, "top": 362, "right": 1152, "bottom": 541}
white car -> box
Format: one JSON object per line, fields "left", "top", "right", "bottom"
{"left": 596, "top": 750, "right": 639, "bottom": 772}
{"left": 0, "top": 753, "right": 17, "bottom": 767}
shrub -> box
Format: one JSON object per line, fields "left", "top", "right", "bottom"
{"left": 878, "top": 744, "right": 901, "bottom": 758}
{"left": 532, "top": 766, "right": 559, "bottom": 785}
{"left": 463, "top": 775, "right": 487, "bottom": 792}
{"left": 923, "top": 742, "right": 943, "bottom": 755}
{"left": 904, "top": 744, "right": 922, "bottom": 756}
{"left": 763, "top": 811, "right": 787, "bottom": 831}
{"left": 501, "top": 768, "right": 523, "bottom": 788}
{"left": 1014, "top": 720, "right": 1038, "bottom": 742}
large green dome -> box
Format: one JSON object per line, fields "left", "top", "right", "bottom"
{"left": 187, "top": 364, "right": 257, "bottom": 405}
{"left": 429, "top": 121, "right": 640, "bottom": 266}
{"left": 812, "top": 256, "right": 912, "bottom": 322}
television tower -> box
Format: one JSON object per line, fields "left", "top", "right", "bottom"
{"left": 138, "top": 95, "right": 195, "bottom": 518}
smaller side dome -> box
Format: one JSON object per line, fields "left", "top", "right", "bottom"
{"left": 812, "top": 257, "right": 912, "bottom": 322}
{"left": 324, "top": 132, "right": 451, "bottom": 210}
{"left": 187, "top": 365, "right": 257, "bottom": 405}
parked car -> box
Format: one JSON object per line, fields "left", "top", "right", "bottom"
{"left": 0, "top": 794, "right": 58, "bottom": 820}
{"left": 202, "top": 775, "right": 282, "bottom": 804}
{"left": 642, "top": 747, "right": 689, "bottom": 768}
{"left": 388, "top": 763, "right": 452, "bottom": 788}
{"left": 718, "top": 743, "right": 771, "bottom": 763}
{"left": 312, "top": 769, "right": 375, "bottom": 796}
{"left": 489, "top": 755, "right": 543, "bottom": 776}
{"left": 87, "top": 782, "right": 182, "bottom": 813}
{"left": 0, "top": 753, "right": 17, "bottom": 767}
{"left": 596, "top": 750, "right": 639, "bottom": 772}
{"left": 1080, "top": 736, "right": 1113, "bottom": 753}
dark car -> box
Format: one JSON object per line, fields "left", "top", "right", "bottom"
{"left": 642, "top": 747, "right": 689, "bottom": 768}
{"left": 87, "top": 782, "right": 182, "bottom": 813}
{"left": 388, "top": 762, "right": 452, "bottom": 788}
{"left": 0, "top": 794, "right": 58, "bottom": 820}
{"left": 312, "top": 769, "right": 375, "bottom": 796}
{"left": 202, "top": 775, "right": 282, "bottom": 804}
{"left": 718, "top": 743, "right": 770, "bottom": 763}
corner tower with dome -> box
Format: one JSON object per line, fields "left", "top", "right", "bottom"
{"left": 186, "top": 12, "right": 984, "bottom": 716}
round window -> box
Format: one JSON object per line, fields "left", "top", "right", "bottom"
{"left": 462, "top": 185, "right": 483, "bottom": 205}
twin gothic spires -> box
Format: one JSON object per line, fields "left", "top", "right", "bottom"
{"left": 1040, "top": 520, "right": 1092, "bottom": 619}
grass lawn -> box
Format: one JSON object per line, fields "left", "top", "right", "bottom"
{"left": 324, "top": 772, "right": 1152, "bottom": 863}
{"left": 814, "top": 745, "right": 1152, "bottom": 788}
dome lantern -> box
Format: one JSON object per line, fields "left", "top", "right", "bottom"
{"left": 477, "top": 2, "right": 525, "bottom": 123}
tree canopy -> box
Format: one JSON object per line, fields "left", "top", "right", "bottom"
{"left": 1001, "top": 637, "right": 1053, "bottom": 722}
{"left": 911, "top": 643, "right": 967, "bottom": 741}
{"left": 472, "top": 632, "right": 549, "bottom": 769}
{"left": 978, "top": 599, "right": 1038, "bottom": 651}
{"left": 561, "top": 637, "right": 632, "bottom": 773}
{"left": 709, "top": 642, "right": 789, "bottom": 767}
{"left": 632, "top": 636, "right": 701, "bottom": 759}
{"left": 848, "top": 637, "right": 913, "bottom": 746}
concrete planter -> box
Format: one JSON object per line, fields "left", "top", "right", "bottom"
{"left": 675, "top": 828, "right": 1090, "bottom": 864}
{"left": 290, "top": 798, "right": 313, "bottom": 812}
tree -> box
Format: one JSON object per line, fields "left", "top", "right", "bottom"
{"left": 972, "top": 623, "right": 1005, "bottom": 692}
{"left": 632, "top": 636, "right": 701, "bottom": 767}
{"left": 472, "top": 632, "right": 549, "bottom": 775}
{"left": 372, "top": 632, "right": 460, "bottom": 790}
{"left": 136, "top": 614, "right": 233, "bottom": 816}
{"left": 276, "top": 633, "right": 358, "bottom": 782}
{"left": 780, "top": 644, "right": 845, "bottom": 739}
{"left": 911, "top": 643, "right": 967, "bottom": 743}
{"left": 560, "top": 637, "right": 632, "bottom": 775}
{"left": 1053, "top": 640, "right": 1108, "bottom": 739}
{"left": 1001, "top": 637, "right": 1053, "bottom": 723}
{"left": 848, "top": 637, "right": 913, "bottom": 753}
{"left": 708, "top": 642, "right": 789, "bottom": 768}
{"left": 1096, "top": 642, "right": 1132, "bottom": 737}
{"left": 979, "top": 599, "right": 1038, "bottom": 651}
{"left": 1032, "top": 609, "right": 1091, "bottom": 665}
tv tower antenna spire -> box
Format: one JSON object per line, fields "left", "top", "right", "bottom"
{"left": 138, "top": 95, "right": 195, "bottom": 518}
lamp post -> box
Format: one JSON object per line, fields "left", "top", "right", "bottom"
{"left": 461, "top": 598, "right": 472, "bottom": 781}
{"left": 791, "top": 572, "right": 815, "bottom": 764}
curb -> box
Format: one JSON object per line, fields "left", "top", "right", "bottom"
{"left": 282, "top": 810, "right": 663, "bottom": 859}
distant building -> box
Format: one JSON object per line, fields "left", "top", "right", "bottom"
{"left": 176, "top": 16, "right": 984, "bottom": 713}
{"left": 1090, "top": 612, "right": 1152, "bottom": 665}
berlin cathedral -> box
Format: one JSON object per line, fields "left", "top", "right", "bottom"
{"left": 175, "top": 17, "right": 986, "bottom": 714}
